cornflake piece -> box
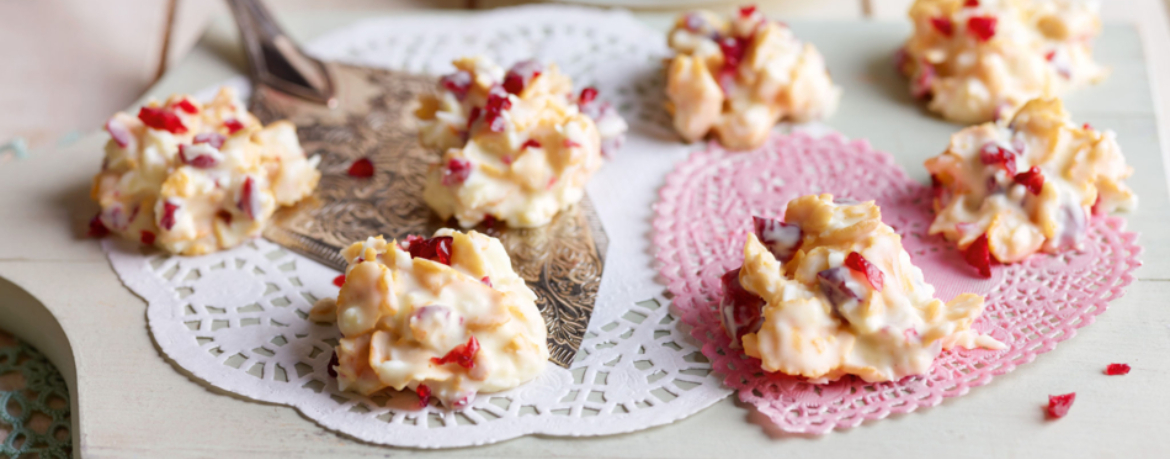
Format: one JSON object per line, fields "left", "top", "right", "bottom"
{"left": 91, "top": 87, "right": 321, "bottom": 255}
{"left": 666, "top": 7, "right": 840, "bottom": 150}
{"left": 1047, "top": 392, "right": 1076, "bottom": 419}
{"left": 729, "top": 194, "right": 1003, "bottom": 383}
{"left": 900, "top": 0, "right": 1108, "bottom": 123}
{"left": 327, "top": 230, "right": 548, "bottom": 407}
{"left": 1105, "top": 363, "right": 1131, "bottom": 376}
{"left": 926, "top": 98, "right": 1135, "bottom": 265}
{"left": 416, "top": 56, "right": 626, "bottom": 228}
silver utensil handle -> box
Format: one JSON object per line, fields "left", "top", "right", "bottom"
{"left": 226, "top": 0, "right": 336, "bottom": 107}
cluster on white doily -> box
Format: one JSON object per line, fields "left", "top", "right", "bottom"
{"left": 106, "top": 5, "right": 732, "bottom": 448}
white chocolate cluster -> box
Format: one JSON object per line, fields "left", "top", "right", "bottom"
{"left": 925, "top": 98, "right": 1135, "bottom": 264}
{"left": 723, "top": 195, "right": 1003, "bottom": 383}
{"left": 91, "top": 87, "right": 320, "bottom": 255}
{"left": 415, "top": 56, "right": 627, "bottom": 228}
{"left": 312, "top": 229, "right": 549, "bottom": 408}
{"left": 900, "top": 0, "right": 1107, "bottom": 123}
{"left": 666, "top": 6, "right": 841, "bottom": 150}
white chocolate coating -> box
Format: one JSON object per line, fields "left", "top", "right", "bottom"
{"left": 314, "top": 229, "right": 549, "bottom": 407}
{"left": 731, "top": 195, "right": 1003, "bottom": 383}
{"left": 925, "top": 98, "right": 1135, "bottom": 262}
{"left": 666, "top": 7, "right": 841, "bottom": 150}
{"left": 901, "top": 0, "right": 1107, "bottom": 123}
{"left": 415, "top": 57, "right": 627, "bottom": 228}
{"left": 91, "top": 87, "right": 320, "bottom": 255}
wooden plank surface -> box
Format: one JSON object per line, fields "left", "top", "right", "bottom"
{"left": 2, "top": 5, "right": 1170, "bottom": 458}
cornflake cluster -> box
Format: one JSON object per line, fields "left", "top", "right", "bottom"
{"left": 900, "top": 0, "right": 1107, "bottom": 123}
{"left": 666, "top": 5, "right": 841, "bottom": 150}
{"left": 926, "top": 98, "right": 1135, "bottom": 274}
{"left": 311, "top": 229, "right": 549, "bottom": 408}
{"left": 721, "top": 194, "right": 1004, "bottom": 383}
{"left": 91, "top": 87, "right": 320, "bottom": 255}
{"left": 415, "top": 56, "right": 627, "bottom": 228}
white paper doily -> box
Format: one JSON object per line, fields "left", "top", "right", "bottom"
{"left": 104, "top": 5, "right": 732, "bottom": 448}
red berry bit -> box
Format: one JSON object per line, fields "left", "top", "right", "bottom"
{"left": 408, "top": 235, "right": 454, "bottom": 266}
{"left": 964, "top": 0, "right": 980, "bottom": 7}
{"left": 1105, "top": 363, "right": 1131, "bottom": 375}
{"left": 140, "top": 230, "right": 156, "bottom": 245}
{"left": 719, "top": 36, "right": 749, "bottom": 70}
{"left": 965, "top": 233, "right": 993, "bottom": 278}
{"left": 217, "top": 210, "right": 233, "bottom": 225}
{"left": 416, "top": 384, "right": 432, "bottom": 409}
{"left": 105, "top": 118, "right": 133, "bottom": 148}
{"left": 178, "top": 144, "right": 220, "bottom": 169}
{"left": 175, "top": 99, "right": 199, "bottom": 114}
{"left": 347, "top": 157, "right": 375, "bottom": 178}
{"left": 439, "top": 70, "right": 473, "bottom": 100}
{"left": 968, "top": 16, "right": 997, "bottom": 42}
{"left": 481, "top": 276, "right": 492, "bottom": 288}
{"left": 137, "top": 106, "right": 187, "bottom": 134}
{"left": 739, "top": 5, "right": 757, "bottom": 17}
{"left": 332, "top": 274, "right": 346, "bottom": 288}
{"left": 466, "top": 106, "right": 482, "bottom": 132}
{"left": 441, "top": 157, "right": 473, "bottom": 186}
{"left": 521, "top": 139, "right": 542, "bottom": 150}
{"left": 845, "top": 252, "right": 884, "bottom": 291}
{"left": 238, "top": 177, "right": 257, "bottom": 220}
{"left": 87, "top": 213, "right": 109, "bottom": 238}
{"left": 1046, "top": 392, "right": 1076, "bottom": 419}
{"left": 1082, "top": 123, "right": 1092, "bottom": 130}
{"left": 193, "top": 132, "right": 226, "bottom": 149}
{"left": 1014, "top": 166, "right": 1044, "bottom": 195}
{"left": 912, "top": 62, "right": 937, "bottom": 99}
{"left": 431, "top": 335, "right": 480, "bottom": 369}
{"left": 224, "top": 119, "right": 245, "bottom": 134}
{"left": 483, "top": 88, "right": 512, "bottom": 133}
{"left": 979, "top": 143, "right": 1017, "bottom": 175}
{"left": 159, "top": 200, "right": 179, "bottom": 230}
{"left": 752, "top": 216, "right": 803, "bottom": 262}
{"left": 563, "top": 139, "right": 582, "bottom": 149}
{"left": 930, "top": 17, "right": 954, "bottom": 37}
{"left": 503, "top": 60, "right": 542, "bottom": 95}
{"left": 930, "top": 174, "right": 946, "bottom": 201}
{"left": 719, "top": 268, "right": 765, "bottom": 347}
{"left": 1045, "top": 50, "right": 1057, "bottom": 61}
{"left": 578, "top": 87, "right": 599, "bottom": 106}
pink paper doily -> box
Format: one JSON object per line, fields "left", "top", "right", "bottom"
{"left": 652, "top": 132, "right": 1142, "bottom": 434}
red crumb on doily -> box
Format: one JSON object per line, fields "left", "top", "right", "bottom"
{"left": 332, "top": 274, "right": 346, "bottom": 288}
{"left": 1046, "top": 393, "right": 1076, "bottom": 419}
{"left": 1105, "top": 363, "right": 1131, "bottom": 375}
{"left": 431, "top": 335, "right": 480, "bottom": 369}
{"left": 579, "top": 87, "right": 599, "bottom": 105}
{"left": 348, "top": 157, "right": 375, "bottom": 178}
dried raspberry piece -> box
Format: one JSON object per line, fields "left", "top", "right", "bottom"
{"left": 87, "top": 213, "right": 109, "bottom": 238}
{"left": 481, "top": 276, "right": 493, "bottom": 287}
{"left": 964, "top": 0, "right": 979, "bottom": 7}
{"left": 1091, "top": 194, "right": 1104, "bottom": 216}
{"left": 483, "top": 87, "right": 512, "bottom": 133}
{"left": 325, "top": 352, "right": 339, "bottom": 378}
{"left": 930, "top": 17, "right": 954, "bottom": 37}
{"left": 217, "top": 210, "right": 233, "bottom": 225}
{"left": 332, "top": 274, "right": 346, "bottom": 288}
{"left": 481, "top": 214, "right": 497, "bottom": 229}
{"left": 979, "top": 143, "right": 1017, "bottom": 175}
{"left": 965, "top": 233, "right": 993, "bottom": 278}
{"left": 439, "top": 70, "right": 473, "bottom": 100}
{"left": 178, "top": 144, "right": 220, "bottom": 169}
{"left": 159, "top": 201, "right": 179, "bottom": 230}
{"left": 224, "top": 119, "right": 245, "bottom": 134}
{"left": 347, "top": 157, "right": 375, "bottom": 178}
{"left": 1045, "top": 50, "right": 1057, "bottom": 61}
{"left": 752, "top": 216, "right": 803, "bottom": 262}
{"left": 718, "top": 268, "right": 765, "bottom": 345}
{"left": 845, "top": 252, "right": 884, "bottom": 291}
{"left": 416, "top": 384, "right": 432, "bottom": 408}
{"left": 238, "top": 177, "right": 256, "bottom": 220}
{"left": 1082, "top": 123, "right": 1092, "bottom": 130}
{"left": 441, "top": 157, "right": 472, "bottom": 186}
{"left": 105, "top": 118, "right": 132, "bottom": 148}
{"left": 578, "top": 87, "right": 599, "bottom": 106}
{"left": 408, "top": 236, "right": 454, "bottom": 266}
{"left": 431, "top": 335, "right": 480, "bottom": 369}
{"left": 739, "top": 5, "right": 757, "bottom": 17}
{"left": 503, "top": 60, "right": 542, "bottom": 95}
{"left": 563, "top": 139, "right": 582, "bottom": 149}
{"left": 719, "top": 36, "right": 749, "bottom": 69}
{"left": 192, "top": 132, "right": 226, "bottom": 149}
{"left": 521, "top": 139, "right": 541, "bottom": 150}
{"left": 912, "top": 61, "right": 937, "bottom": 99}
{"left": 1014, "top": 166, "right": 1044, "bottom": 195}
{"left": 930, "top": 174, "right": 945, "bottom": 201}
{"left": 403, "top": 234, "right": 425, "bottom": 250}
{"left": 140, "top": 230, "right": 156, "bottom": 245}
{"left": 1046, "top": 392, "right": 1076, "bottom": 419}
{"left": 175, "top": 99, "right": 199, "bottom": 114}
{"left": 1105, "top": 363, "right": 1131, "bottom": 375}
{"left": 967, "top": 16, "right": 997, "bottom": 41}
{"left": 137, "top": 106, "right": 187, "bottom": 134}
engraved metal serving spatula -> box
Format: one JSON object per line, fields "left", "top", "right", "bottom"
{"left": 226, "top": 0, "right": 605, "bottom": 367}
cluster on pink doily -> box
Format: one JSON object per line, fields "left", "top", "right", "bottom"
{"left": 652, "top": 132, "right": 1141, "bottom": 434}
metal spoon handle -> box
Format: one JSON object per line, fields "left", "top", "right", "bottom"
{"left": 226, "top": 0, "right": 336, "bottom": 107}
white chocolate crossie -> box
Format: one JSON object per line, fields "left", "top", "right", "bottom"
{"left": 666, "top": 7, "right": 840, "bottom": 150}
{"left": 925, "top": 98, "right": 1135, "bottom": 263}
{"left": 415, "top": 56, "right": 627, "bottom": 228}
{"left": 901, "top": 0, "right": 1107, "bottom": 123}
{"left": 314, "top": 229, "right": 549, "bottom": 407}
{"left": 91, "top": 87, "right": 320, "bottom": 255}
{"left": 724, "top": 195, "right": 1003, "bottom": 383}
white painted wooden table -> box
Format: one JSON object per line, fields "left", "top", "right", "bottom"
{"left": 2, "top": 3, "right": 1170, "bottom": 458}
